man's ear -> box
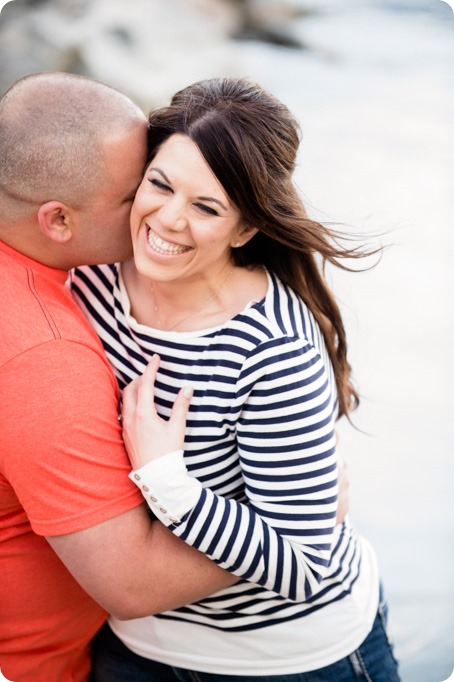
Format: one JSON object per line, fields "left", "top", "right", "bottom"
{"left": 231, "top": 224, "right": 259, "bottom": 249}
{"left": 37, "top": 201, "right": 75, "bottom": 243}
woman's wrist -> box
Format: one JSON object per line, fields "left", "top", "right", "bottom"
{"left": 129, "top": 450, "right": 201, "bottom": 526}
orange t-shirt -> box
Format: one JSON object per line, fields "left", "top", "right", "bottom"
{"left": 0, "top": 241, "right": 143, "bottom": 681}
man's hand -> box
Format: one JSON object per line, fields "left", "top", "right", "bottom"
{"left": 336, "top": 453, "right": 350, "bottom": 524}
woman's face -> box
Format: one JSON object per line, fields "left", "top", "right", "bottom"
{"left": 130, "top": 133, "right": 255, "bottom": 284}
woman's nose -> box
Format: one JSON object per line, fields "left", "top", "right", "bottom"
{"left": 156, "top": 198, "right": 187, "bottom": 231}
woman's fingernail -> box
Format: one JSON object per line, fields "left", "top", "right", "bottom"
{"left": 182, "top": 385, "right": 193, "bottom": 398}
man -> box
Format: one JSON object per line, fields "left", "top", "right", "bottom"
{"left": 0, "top": 72, "right": 236, "bottom": 682}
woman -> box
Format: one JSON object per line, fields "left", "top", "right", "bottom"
{"left": 72, "top": 77, "right": 399, "bottom": 681}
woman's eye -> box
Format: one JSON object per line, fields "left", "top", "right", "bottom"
{"left": 148, "top": 178, "right": 171, "bottom": 192}
{"left": 195, "top": 203, "right": 218, "bottom": 216}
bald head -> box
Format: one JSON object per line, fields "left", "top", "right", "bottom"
{"left": 0, "top": 72, "right": 146, "bottom": 216}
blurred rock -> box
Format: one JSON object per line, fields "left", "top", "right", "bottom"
{"left": 0, "top": 0, "right": 234, "bottom": 107}
{"left": 233, "top": 0, "right": 311, "bottom": 47}
{"left": 0, "top": 0, "right": 311, "bottom": 107}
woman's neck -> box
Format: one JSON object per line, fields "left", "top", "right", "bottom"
{"left": 121, "top": 259, "right": 268, "bottom": 332}
{"left": 121, "top": 259, "right": 238, "bottom": 332}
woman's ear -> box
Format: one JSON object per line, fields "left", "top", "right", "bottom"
{"left": 37, "top": 201, "right": 74, "bottom": 243}
{"left": 231, "top": 224, "right": 259, "bottom": 249}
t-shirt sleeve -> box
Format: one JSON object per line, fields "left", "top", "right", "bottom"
{"left": 0, "top": 339, "right": 143, "bottom": 536}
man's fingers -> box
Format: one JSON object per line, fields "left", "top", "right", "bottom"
{"left": 336, "top": 454, "right": 350, "bottom": 524}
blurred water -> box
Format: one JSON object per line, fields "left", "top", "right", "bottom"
{"left": 233, "top": 2, "right": 454, "bottom": 681}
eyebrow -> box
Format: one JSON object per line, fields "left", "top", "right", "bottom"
{"left": 150, "top": 166, "right": 228, "bottom": 212}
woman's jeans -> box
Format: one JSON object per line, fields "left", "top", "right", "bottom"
{"left": 90, "top": 591, "right": 400, "bottom": 682}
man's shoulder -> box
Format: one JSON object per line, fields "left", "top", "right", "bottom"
{"left": 0, "top": 252, "right": 106, "bottom": 368}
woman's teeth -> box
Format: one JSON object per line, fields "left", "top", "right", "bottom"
{"left": 147, "top": 229, "right": 190, "bottom": 255}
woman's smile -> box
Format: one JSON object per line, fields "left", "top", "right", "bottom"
{"left": 146, "top": 226, "right": 192, "bottom": 257}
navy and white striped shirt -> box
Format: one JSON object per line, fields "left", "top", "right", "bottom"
{"left": 71, "top": 264, "right": 378, "bottom": 672}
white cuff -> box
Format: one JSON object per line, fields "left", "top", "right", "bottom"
{"left": 129, "top": 450, "right": 201, "bottom": 525}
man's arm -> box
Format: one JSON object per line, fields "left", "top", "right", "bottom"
{"left": 45, "top": 365, "right": 237, "bottom": 619}
{"left": 48, "top": 356, "right": 347, "bottom": 619}
{"left": 47, "top": 506, "right": 237, "bottom": 620}
{"left": 2, "top": 343, "right": 236, "bottom": 620}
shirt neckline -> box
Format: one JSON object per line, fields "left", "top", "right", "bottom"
{"left": 116, "top": 264, "right": 271, "bottom": 339}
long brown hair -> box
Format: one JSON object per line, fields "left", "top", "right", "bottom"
{"left": 147, "top": 77, "right": 374, "bottom": 418}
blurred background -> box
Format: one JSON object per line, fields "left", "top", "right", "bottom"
{"left": 1, "top": 0, "right": 453, "bottom": 679}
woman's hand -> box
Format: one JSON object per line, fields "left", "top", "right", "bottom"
{"left": 121, "top": 354, "right": 193, "bottom": 470}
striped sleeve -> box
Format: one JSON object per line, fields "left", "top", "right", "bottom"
{"left": 133, "top": 334, "right": 339, "bottom": 603}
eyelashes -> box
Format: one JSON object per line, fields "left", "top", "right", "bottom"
{"left": 194, "top": 203, "right": 218, "bottom": 216}
{"left": 148, "top": 178, "right": 170, "bottom": 191}
{"left": 147, "top": 178, "right": 220, "bottom": 217}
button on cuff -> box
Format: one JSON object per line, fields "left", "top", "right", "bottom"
{"left": 128, "top": 450, "right": 201, "bottom": 527}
